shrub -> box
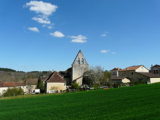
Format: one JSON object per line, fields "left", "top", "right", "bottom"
{"left": 3, "top": 87, "right": 24, "bottom": 97}
{"left": 71, "top": 82, "right": 80, "bottom": 89}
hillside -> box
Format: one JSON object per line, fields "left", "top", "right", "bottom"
{"left": 0, "top": 84, "right": 160, "bottom": 120}
{"left": 0, "top": 68, "right": 52, "bottom": 82}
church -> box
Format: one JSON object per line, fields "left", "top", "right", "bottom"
{"left": 45, "top": 50, "right": 89, "bottom": 93}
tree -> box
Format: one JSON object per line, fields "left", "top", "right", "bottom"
{"left": 37, "top": 76, "right": 45, "bottom": 93}
{"left": 83, "top": 66, "right": 104, "bottom": 86}
{"left": 100, "top": 70, "right": 111, "bottom": 85}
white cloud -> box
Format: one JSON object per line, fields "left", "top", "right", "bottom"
{"left": 28, "top": 27, "right": 39, "bottom": 32}
{"left": 26, "top": 1, "right": 58, "bottom": 25}
{"left": 50, "top": 31, "right": 65, "bottom": 38}
{"left": 32, "top": 17, "right": 51, "bottom": 24}
{"left": 100, "top": 50, "right": 110, "bottom": 53}
{"left": 26, "top": 1, "right": 58, "bottom": 16}
{"left": 70, "top": 35, "right": 87, "bottom": 43}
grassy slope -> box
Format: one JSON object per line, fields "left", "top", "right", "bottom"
{"left": 0, "top": 84, "right": 160, "bottom": 120}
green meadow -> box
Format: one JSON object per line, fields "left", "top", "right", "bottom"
{"left": 0, "top": 84, "right": 160, "bottom": 120}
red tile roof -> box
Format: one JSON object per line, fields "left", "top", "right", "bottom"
{"left": 112, "top": 65, "right": 145, "bottom": 72}
{"left": 0, "top": 82, "right": 25, "bottom": 87}
{"left": 125, "top": 65, "right": 142, "bottom": 71}
{"left": 46, "top": 72, "right": 65, "bottom": 83}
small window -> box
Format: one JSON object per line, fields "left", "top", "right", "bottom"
{"left": 78, "top": 58, "right": 80, "bottom": 64}
{"left": 82, "top": 58, "right": 84, "bottom": 64}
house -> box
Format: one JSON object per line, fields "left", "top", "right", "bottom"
{"left": 72, "top": 50, "right": 89, "bottom": 85}
{"left": 111, "top": 65, "right": 149, "bottom": 77}
{"left": 111, "top": 68, "right": 131, "bottom": 86}
{"left": 111, "top": 65, "right": 160, "bottom": 85}
{"left": 150, "top": 65, "right": 160, "bottom": 75}
{"left": 45, "top": 72, "right": 67, "bottom": 93}
{"left": 0, "top": 82, "right": 27, "bottom": 96}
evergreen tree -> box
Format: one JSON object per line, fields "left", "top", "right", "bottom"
{"left": 37, "top": 76, "right": 45, "bottom": 93}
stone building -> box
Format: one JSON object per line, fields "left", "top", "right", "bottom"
{"left": 72, "top": 50, "right": 89, "bottom": 85}
{"left": 111, "top": 65, "right": 160, "bottom": 84}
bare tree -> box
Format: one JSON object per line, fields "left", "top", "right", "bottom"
{"left": 83, "top": 66, "right": 104, "bottom": 86}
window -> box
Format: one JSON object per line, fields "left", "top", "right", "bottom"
{"left": 78, "top": 58, "right": 80, "bottom": 64}
{"left": 82, "top": 58, "right": 84, "bottom": 64}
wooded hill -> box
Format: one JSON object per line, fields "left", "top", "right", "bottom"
{"left": 0, "top": 68, "right": 52, "bottom": 82}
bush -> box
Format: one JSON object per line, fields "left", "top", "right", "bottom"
{"left": 3, "top": 87, "right": 24, "bottom": 97}
{"left": 71, "top": 82, "right": 80, "bottom": 89}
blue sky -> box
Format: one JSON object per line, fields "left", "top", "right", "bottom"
{"left": 0, "top": 0, "right": 160, "bottom": 71}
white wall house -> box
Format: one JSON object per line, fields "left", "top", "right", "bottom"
{"left": 45, "top": 72, "right": 66, "bottom": 93}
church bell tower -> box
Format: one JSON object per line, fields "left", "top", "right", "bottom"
{"left": 72, "top": 50, "right": 89, "bottom": 85}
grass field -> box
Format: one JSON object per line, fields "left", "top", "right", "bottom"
{"left": 1, "top": 84, "right": 160, "bottom": 120}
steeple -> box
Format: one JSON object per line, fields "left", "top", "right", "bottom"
{"left": 72, "top": 50, "right": 88, "bottom": 66}
{"left": 71, "top": 50, "right": 89, "bottom": 85}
